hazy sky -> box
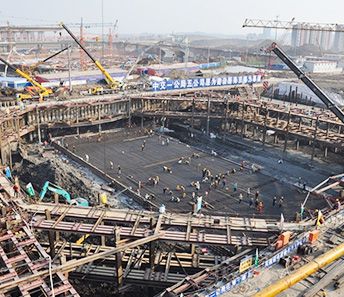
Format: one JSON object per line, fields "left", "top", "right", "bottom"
{"left": 1, "top": 0, "right": 343, "bottom": 35}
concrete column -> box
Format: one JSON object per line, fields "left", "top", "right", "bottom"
{"left": 274, "top": 134, "right": 278, "bottom": 144}
{"left": 206, "top": 98, "right": 210, "bottom": 135}
{"left": 324, "top": 147, "right": 328, "bottom": 158}
{"left": 191, "top": 98, "right": 195, "bottom": 128}
{"left": 283, "top": 110, "right": 291, "bottom": 153}
{"left": 36, "top": 107, "right": 41, "bottom": 144}
{"left": 45, "top": 210, "right": 55, "bottom": 258}
{"left": 262, "top": 109, "right": 268, "bottom": 146}
{"left": 311, "top": 117, "right": 319, "bottom": 161}
{"left": 296, "top": 140, "right": 299, "bottom": 150}
{"left": 114, "top": 227, "right": 123, "bottom": 287}
{"left": 241, "top": 103, "right": 245, "bottom": 138}
{"left": 128, "top": 98, "right": 132, "bottom": 127}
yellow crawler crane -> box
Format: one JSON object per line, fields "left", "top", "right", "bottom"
{"left": 61, "top": 22, "right": 122, "bottom": 94}
{"left": 0, "top": 56, "right": 52, "bottom": 101}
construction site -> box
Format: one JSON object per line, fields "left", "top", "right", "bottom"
{"left": 0, "top": 4, "right": 344, "bottom": 297}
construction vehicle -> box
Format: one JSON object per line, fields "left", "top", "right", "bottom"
{"left": 39, "top": 181, "right": 89, "bottom": 207}
{"left": 60, "top": 22, "right": 123, "bottom": 94}
{"left": 267, "top": 42, "right": 344, "bottom": 124}
{"left": 0, "top": 56, "right": 53, "bottom": 101}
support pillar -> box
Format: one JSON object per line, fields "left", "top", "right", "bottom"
{"left": 8, "top": 142, "right": 12, "bottom": 170}
{"left": 241, "top": 103, "right": 245, "bottom": 138}
{"left": 36, "top": 107, "right": 41, "bottom": 144}
{"left": 283, "top": 110, "right": 291, "bottom": 153}
{"left": 262, "top": 108, "right": 268, "bottom": 147}
{"left": 295, "top": 140, "right": 300, "bottom": 150}
{"left": 128, "top": 98, "right": 132, "bottom": 127}
{"left": 45, "top": 210, "right": 55, "bottom": 258}
{"left": 191, "top": 98, "right": 195, "bottom": 129}
{"left": 149, "top": 218, "right": 157, "bottom": 268}
{"left": 206, "top": 97, "right": 210, "bottom": 135}
{"left": 324, "top": 147, "right": 328, "bottom": 158}
{"left": 114, "top": 227, "right": 123, "bottom": 287}
{"left": 311, "top": 117, "right": 319, "bottom": 161}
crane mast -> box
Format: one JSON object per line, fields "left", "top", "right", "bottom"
{"left": 267, "top": 42, "right": 344, "bottom": 124}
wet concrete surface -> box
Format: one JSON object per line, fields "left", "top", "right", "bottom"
{"left": 66, "top": 129, "right": 332, "bottom": 221}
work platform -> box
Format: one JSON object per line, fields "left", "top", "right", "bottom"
{"left": 0, "top": 226, "right": 79, "bottom": 296}
{"left": 66, "top": 131, "right": 326, "bottom": 220}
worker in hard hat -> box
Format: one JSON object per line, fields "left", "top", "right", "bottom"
{"left": 315, "top": 209, "right": 325, "bottom": 227}
{"left": 334, "top": 199, "right": 341, "bottom": 210}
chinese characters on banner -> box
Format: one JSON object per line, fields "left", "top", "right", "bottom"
{"left": 151, "top": 75, "right": 262, "bottom": 92}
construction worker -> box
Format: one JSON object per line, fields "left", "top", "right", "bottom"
{"left": 334, "top": 199, "right": 341, "bottom": 210}
{"left": 202, "top": 168, "right": 207, "bottom": 178}
{"left": 233, "top": 182, "right": 238, "bottom": 192}
{"left": 247, "top": 187, "right": 251, "bottom": 198}
{"left": 85, "top": 154, "right": 89, "bottom": 162}
{"left": 239, "top": 193, "right": 243, "bottom": 203}
{"left": 166, "top": 138, "right": 170, "bottom": 146}
{"left": 109, "top": 161, "right": 114, "bottom": 170}
{"left": 13, "top": 183, "right": 20, "bottom": 198}
{"left": 255, "top": 190, "right": 260, "bottom": 199}
{"left": 257, "top": 201, "right": 264, "bottom": 213}
{"left": 273, "top": 196, "right": 277, "bottom": 207}
{"left": 195, "top": 181, "right": 201, "bottom": 192}
{"left": 117, "top": 165, "right": 121, "bottom": 175}
{"left": 279, "top": 196, "right": 284, "bottom": 208}
{"left": 163, "top": 187, "right": 169, "bottom": 194}
{"left": 255, "top": 197, "right": 259, "bottom": 208}
{"left": 249, "top": 197, "right": 254, "bottom": 208}
{"left": 315, "top": 209, "right": 325, "bottom": 227}
{"left": 141, "top": 140, "right": 146, "bottom": 151}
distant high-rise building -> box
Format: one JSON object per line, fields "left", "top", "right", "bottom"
{"left": 333, "top": 25, "right": 344, "bottom": 52}
{"left": 320, "top": 31, "right": 333, "bottom": 51}
{"left": 291, "top": 24, "right": 302, "bottom": 47}
{"left": 291, "top": 24, "right": 334, "bottom": 51}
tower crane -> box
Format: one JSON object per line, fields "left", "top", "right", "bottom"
{"left": 243, "top": 19, "right": 344, "bottom": 32}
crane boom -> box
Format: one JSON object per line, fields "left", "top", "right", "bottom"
{"left": 60, "top": 22, "right": 121, "bottom": 89}
{"left": 42, "top": 46, "right": 71, "bottom": 63}
{"left": 243, "top": 19, "right": 344, "bottom": 32}
{"left": 0, "top": 56, "right": 51, "bottom": 95}
{"left": 267, "top": 42, "right": 344, "bottom": 124}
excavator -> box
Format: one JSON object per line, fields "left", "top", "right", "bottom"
{"left": 0, "top": 56, "right": 53, "bottom": 101}
{"left": 60, "top": 22, "right": 123, "bottom": 94}
{"left": 267, "top": 42, "right": 344, "bottom": 124}
{"left": 39, "top": 181, "right": 89, "bottom": 207}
